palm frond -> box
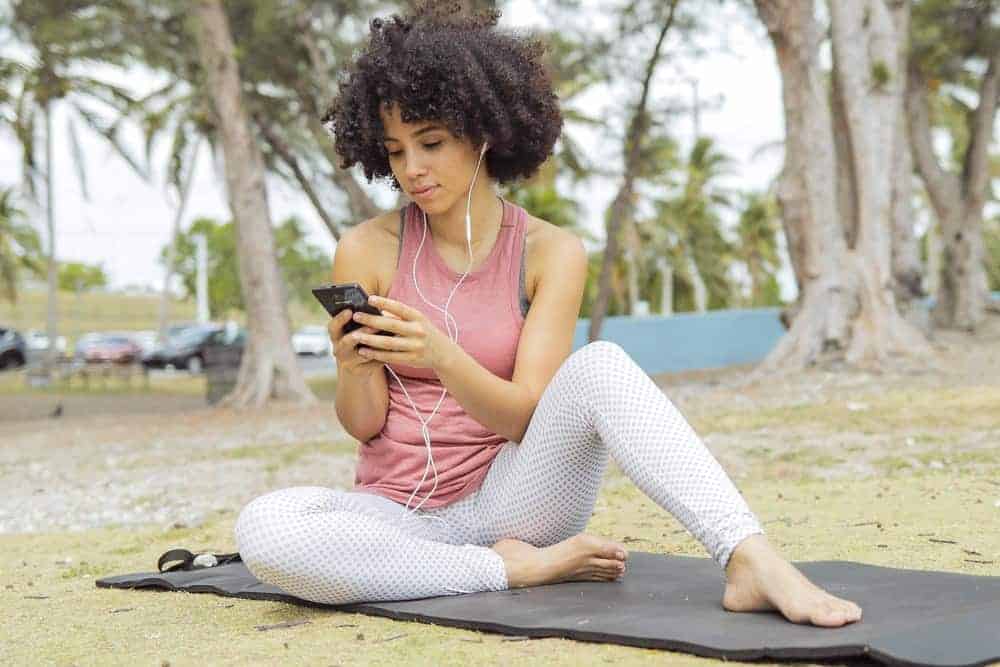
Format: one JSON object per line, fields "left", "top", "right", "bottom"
{"left": 67, "top": 116, "right": 90, "bottom": 201}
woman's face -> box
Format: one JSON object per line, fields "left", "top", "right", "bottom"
{"left": 379, "top": 103, "right": 485, "bottom": 215}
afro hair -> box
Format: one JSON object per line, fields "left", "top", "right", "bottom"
{"left": 322, "top": 0, "right": 563, "bottom": 190}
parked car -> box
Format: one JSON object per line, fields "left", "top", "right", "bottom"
{"left": 292, "top": 325, "right": 332, "bottom": 356}
{"left": 73, "top": 332, "right": 104, "bottom": 360}
{"left": 25, "top": 330, "right": 67, "bottom": 356}
{"left": 130, "top": 330, "right": 160, "bottom": 357}
{"left": 142, "top": 324, "right": 225, "bottom": 374}
{"left": 82, "top": 333, "right": 143, "bottom": 364}
{"left": 0, "top": 326, "right": 27, "bottom": 370}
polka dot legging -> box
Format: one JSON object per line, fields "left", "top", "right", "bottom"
{"left": 234, "top": 341, "right": 764, "bottom": 605}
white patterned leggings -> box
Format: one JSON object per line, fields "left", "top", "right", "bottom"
{"left": 234, "top": 341, "right": 764, "bottom": 605}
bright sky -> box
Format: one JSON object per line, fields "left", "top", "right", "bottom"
{"left": 0, "top": 1, "right": 787, "bottom": 297}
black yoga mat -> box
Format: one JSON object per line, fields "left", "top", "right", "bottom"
{"left": 97, "top": 551, "right": 1000, "bottom": 667}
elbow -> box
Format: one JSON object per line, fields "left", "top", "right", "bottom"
{"left": 511, "top": 392, "right": 540, "bottom": 444}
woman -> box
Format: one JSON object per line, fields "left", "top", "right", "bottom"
{"left": 234, "top": 1, "right": 861, "bottom": 627}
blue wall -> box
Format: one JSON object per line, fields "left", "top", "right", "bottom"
{"left": 574, "top": 291, "right": 1000, "bottom": 376}
{"left": 572, "top": 308, "right": 785, "bottom": 376}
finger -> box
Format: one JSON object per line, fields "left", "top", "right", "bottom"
{"left": 356, "top": 347, "right": 411, "bottom": 365}
{"left": 327, "top": 309, "right": 352, "bottom": 334}
{"left": 355, "top": 332, "right": 417, "bottom": 353}
{"left": 368, "top": 295, "right": 421, "bottom": 321}
{"left": 352, "top": 311, "right": 412, "bottom": 336}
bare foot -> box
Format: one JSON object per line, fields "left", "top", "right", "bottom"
{"left": 723, "top": 534, "right": 863, "bottom": 627}
{"left": 492, "top": 534, "right": 628, "bottom": 588}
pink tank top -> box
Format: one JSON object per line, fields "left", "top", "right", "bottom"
{"left": 353, "top": 198, "right": 528, "bottom": 508}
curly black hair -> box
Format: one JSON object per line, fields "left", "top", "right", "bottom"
{"left": 322, "top": 0, "right": 563, "bottom": 190}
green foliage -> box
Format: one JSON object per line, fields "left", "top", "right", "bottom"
{"left": 870, "top": 60, "right": 891, "bottom": 89}
{"left": 162, "top": 216, "right": 330, "bottom": 317}
{"left": 0, "top": 186, "right": 43, "bottom": 304}
{"left": 637, "top": 137, "right": 736, "bottom": 313}
{"left": 58, "top": 261, "right": 108, "bottom": 292}
{"left": 163, "top": 217, "right": 241, "bottom": 318}
{"left": 986, "top": 217, "right": 1000, "bottom": 292}
{"left": 734, "top": 192, "right": 783, "bottom": 307}
{"left": 273, "top": 216, "right": 334, "bottom": 304}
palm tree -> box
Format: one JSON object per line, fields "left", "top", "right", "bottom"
{"left": 734, "top": 192, "right": 781, "bottom": 307}
{"left": 0, "top": 186, "right": 43, "bottom": 304}
{"left": 4, "top": 1, "right": 147, "bottom": 372}
{"left": 638, "top": 137, "right": 735, "bottom": 313}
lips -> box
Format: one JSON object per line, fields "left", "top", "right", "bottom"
{"left": 412, "top": 185, "right": 437, "bottom": 197}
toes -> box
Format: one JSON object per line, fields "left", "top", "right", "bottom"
{"left": 590, "top": 557, "right": 627, "bottom": 573}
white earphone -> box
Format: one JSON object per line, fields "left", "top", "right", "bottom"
{"left": 382, "top": 141, "right": 491, "bottom": 530}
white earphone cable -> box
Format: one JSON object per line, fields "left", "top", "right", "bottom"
{"left": 380, "top": 143, "right": 491, "bottom": 530}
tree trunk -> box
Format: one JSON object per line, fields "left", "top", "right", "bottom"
{"left": 752, "top": 0, "right": 930, "bottom": 374}
{"left": 44, "top": 100, "right": 59, "bottom": 375}
{"left": 890, "top": 133, "right": 923, "bottom": 304}
{"left": 926, "top": 217, "right": 940, "bottom": 299}
{"left": 194, "top": 0, "right": 315, "bottom": 407}
{"left": 906, "top": 51, "right": 999, "bottom": 331}
{"left": 657, "top": 256, "right": 673, "bottom": 315}
{"left": 624, "top": 220, "right": 640, "bottom": 314}
{"left": 683, "top": 244, "right": 707, "bottom": 313}
{"left": 589, "top": 0, "right": 679, "bottom": 341}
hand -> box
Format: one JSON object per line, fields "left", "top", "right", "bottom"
{"left": 328, "top": 308, "right": 383, "bottom": 377}
{"left": 349, "top": 295, "right": 452, "bottom": 371}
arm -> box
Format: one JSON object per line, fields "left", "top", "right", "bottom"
{"left": 332, "top": 225, "right": 390, "bottom": 442}
{"left": 434, "top": 230, "right": 588, "bottom": 443}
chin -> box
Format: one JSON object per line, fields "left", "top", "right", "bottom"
{"left": 414, "top": 196, "right": 456, "bottom": 217}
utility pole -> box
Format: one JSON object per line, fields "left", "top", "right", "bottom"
{"left": 195, "top": 233, "right": 209, "bottom": 323}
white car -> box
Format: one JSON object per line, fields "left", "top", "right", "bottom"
{"left": 292, "top": 325, "right": 331, "bottom": 356}
{"left": 25, "top": 330, "right": 67, "bottom": 355}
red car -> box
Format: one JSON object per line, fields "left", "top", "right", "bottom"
{"left": 83, "top": 334, "right": 143, "bottom": 364}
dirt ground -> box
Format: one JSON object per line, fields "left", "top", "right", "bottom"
{"left": 1, "top": 314, "right": 999, "bottom": 666}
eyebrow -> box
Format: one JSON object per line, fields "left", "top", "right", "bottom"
{"left": 383, "top": 125, "right": 443, "bottom": 142}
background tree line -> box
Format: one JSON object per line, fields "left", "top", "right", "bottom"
{"left": 1, "top": 0, "right": 998, "bottom": 406}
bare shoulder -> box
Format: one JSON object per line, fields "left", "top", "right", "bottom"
{"left": 334, "top": 209, "right": 404, "bottom": 297}
{"left": 523, "top": 213, "right": 586, "bottom": 300}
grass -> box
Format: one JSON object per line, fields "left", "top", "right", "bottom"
{"left": 3, "top": 368, "right": 999, "bottom": 664}
{"left": 690, "top": 386, "right": 1000, "bottom": 435}
{"left": 2, "top": 470, "right": 998, "bottom": 666}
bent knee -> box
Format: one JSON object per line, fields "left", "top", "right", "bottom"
{"left": 234, "top": 486, "right": 331, "bottom": 561}
{"left": 553, "top": 341, "right": 634, "bottom": 389}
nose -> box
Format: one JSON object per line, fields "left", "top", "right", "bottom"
{"left": 401, "top": 150, "right": 428, "bottom": 183}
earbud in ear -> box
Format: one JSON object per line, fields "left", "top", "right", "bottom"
{"left": 480, "top": 142, "right": 489, "bottom": 155}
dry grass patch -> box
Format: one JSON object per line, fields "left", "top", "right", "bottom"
{"left": 3, "top": 471, "right": 998, "bottom": 666}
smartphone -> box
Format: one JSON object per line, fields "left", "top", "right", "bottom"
{"left": 311, "top": 282, "right": 393, "bottom": 336}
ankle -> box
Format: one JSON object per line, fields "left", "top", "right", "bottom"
{"left": 725, "top": 534, "right": 772, "bottom": 577}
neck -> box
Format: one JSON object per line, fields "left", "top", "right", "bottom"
{"left": 423, "top": 181, "right": 503, "bottom": 249}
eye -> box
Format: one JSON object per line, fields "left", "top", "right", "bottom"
{"left": 387, "top": 149, "right": 401, "bottom": 158}
{"left": 424, "top": 141, "right": 442, "bottom": 150}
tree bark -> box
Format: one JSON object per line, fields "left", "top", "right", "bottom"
{"left": 657, "top": 256, "right": 673, "bottom": 315}
{"left": 588, "top": 0, "right": 679, "bottom": 341}
{"left": 683, "top": 244, "right": 707, "bottom": 313}
{"left": 255, "top": 115, "right": 343, "bottom": 241}
{"left": 890, "top": 130, "right": 923, "bottom": 304}
{"left": 194, "top": 0, "right": 315, "bottom": 407}
{"left": 753, "top": 0, "right": 930, "bottom": 374}
{"left": 295, "top": 13, "right": 384, "bottom": 227}
{"left": 905, "top": 50, "right": 999, "bottom": 331}
{"left": 44, "top": 99, "right": 59, "bottom": 375}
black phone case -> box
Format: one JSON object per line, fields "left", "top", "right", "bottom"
{"left": 311, "top": 283, "right": 393, "bottom": 336}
